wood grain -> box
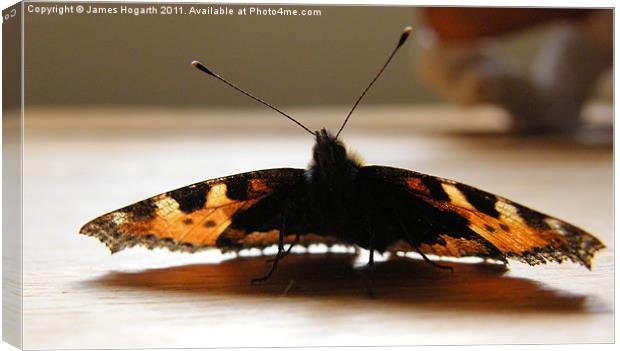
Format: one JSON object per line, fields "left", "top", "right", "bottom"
{"left": 20, "top": 106, "right": 613, "bottom": 348}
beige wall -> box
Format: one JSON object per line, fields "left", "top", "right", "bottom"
{"left": 24, "top": 4, "right": 439, "bottom": 108}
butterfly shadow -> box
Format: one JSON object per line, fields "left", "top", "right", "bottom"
{"left": 89, "top": 253, "right": 590, "bottom": 313}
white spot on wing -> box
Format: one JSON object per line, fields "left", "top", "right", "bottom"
{"left": 206, "top": 183, "right": 235, "bottom": 207}
{"left": 545, "top": 217, "right": 566, "bottom": 234}
{"left": 154, "top": 195, "right": 180, "bottom": 217}
{"left": 110, "top": 212, "right": 127, "bottom": 225}
{"left": 496, "top": 201, "right": 526, "bottom": 226}
{"left": 441, "top": 183, "right": 475, "bottom": 210}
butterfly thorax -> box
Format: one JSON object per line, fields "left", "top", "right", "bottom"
{"left": 306, "top": 129, "right": 362, "bottom": 238}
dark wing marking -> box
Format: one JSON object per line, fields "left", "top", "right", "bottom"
{"left": 80, "top": 168, "right": 343, "bottom": 253}
{"left": 361, "top": 166, "right": 604, "bottom": 268}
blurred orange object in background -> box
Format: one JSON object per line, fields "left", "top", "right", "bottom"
{"left": 422, "top": 8, "right": 593, "bottom": 42}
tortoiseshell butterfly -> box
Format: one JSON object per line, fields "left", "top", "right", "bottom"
{"left": 80, "top": 26, "right": 604, "bottom": 283}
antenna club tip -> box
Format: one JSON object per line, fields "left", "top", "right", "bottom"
{"left": 397, "top": 26, "right": 414, "bottom": 47}
{"left": 191, "top": 60, "right": 215, "bottom": 76}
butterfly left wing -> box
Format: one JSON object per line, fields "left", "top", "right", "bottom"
{"left": 361, "top": 166, "right": 604, "bottom": 268}
{"left": 80, "top": 168, "right": 344, "bottom": 254}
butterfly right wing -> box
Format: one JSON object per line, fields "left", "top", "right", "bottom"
{"left": 361, "top": 166, "right": 604, "bottom": 268}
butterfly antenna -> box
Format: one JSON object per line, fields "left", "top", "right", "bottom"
{"left": 191, "top": 60, "right": 314, "bottom": 136}
{"left": 335, "top": 26, "right": 413, "bottom": 138}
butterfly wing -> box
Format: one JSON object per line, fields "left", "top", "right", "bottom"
{"left": 80, "top": 168, "right": 343, "bottom": 253}
{"left": 361, "top": 166, "right": 604, "bottom": 268}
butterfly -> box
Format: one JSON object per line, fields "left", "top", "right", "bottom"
{"left": 79, "top": 26, "right": 604, "bottom": 283}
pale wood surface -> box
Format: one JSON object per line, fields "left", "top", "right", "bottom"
{"left": 21, "top": 106, "right": 613, "bottom": 349}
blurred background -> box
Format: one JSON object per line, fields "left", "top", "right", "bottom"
{"left": 25, "top": 5, "right": 431, "bottom": 107}
{"left": 24, "top": 6, "right": 613, "bottom": 133}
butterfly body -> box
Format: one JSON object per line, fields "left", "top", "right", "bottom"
{"left": 306, "top": 129, "right": 364, "bottom": 247}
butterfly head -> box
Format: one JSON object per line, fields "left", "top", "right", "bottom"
{"left": 311, "top": 128, "right": 361, "bottom": 175}
{"left": 314, "top": 128, "right": 345, "bottom": 164}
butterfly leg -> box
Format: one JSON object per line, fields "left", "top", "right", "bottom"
{"left": 284, "top": 233, "right": 300, "bottom": 255}
{"left": 413, "top": 244, "right": 453, "bottom": 272}
{"left": 266, "top": 232, "right": 300, "bottom": 264}
{"left": 394, "top": 210, "right": 454, "bottom": 272}
{"left": 365, "top": 226, "right": 376, "bottom": 298}
{"left": 251, "top": 231, "right": 284, "bottom": 283}
{"left": 251, "top": 207, "right": 290, "bottom": 284}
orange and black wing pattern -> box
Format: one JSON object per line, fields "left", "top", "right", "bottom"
{"left": 362, "top": 166, "right": 604, "bottom": 268}
{"left": 80, "top": 168, "right": 342, "bottom": 254}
